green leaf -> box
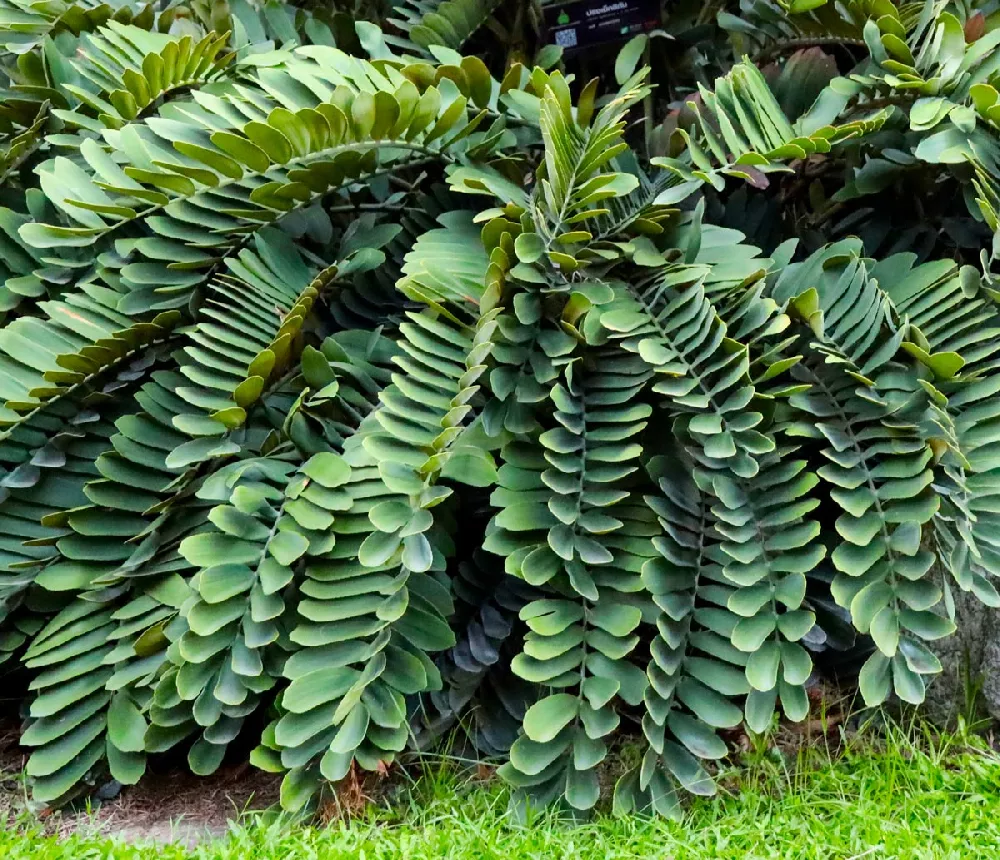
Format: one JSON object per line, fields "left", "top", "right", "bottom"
{"left": 181, "top": 534, "right": 257, "bottom": 568}
{"left": 859, "top": 651, "right": 892, "bottom": 706}
{"left": 303, "top": 453, "right": 351, "bottom": 488}
{"left": 330, "top": 704, "right": 370, "bottom": 754}
{"left": 745, "top": 640, "right": 780, "bottom": 691}
{"left": 107, "top": 743, "right": 146, "bottom": 785}
{"left": 615, "top": 36, "right": 648, "bottom": 86}
{"left": 107, "top": 692, "right": 147, "bottom": 754}
{"left": 514, "top": 233, "right": 545, "bottom": 264}
{"left": 189, "top": 738, "right": 227, "bottom": 776}
{"left": 509, "top": 733, "right": 572, "bottom": 775}
{"left": 744, "top": 688, "right": 777, "bottom": 734}
{"left": 663, "top": 741, "right": 715, "bottom": 796}
{"left": 870, "top": 606, "right": 900, "bottom": 656}
{"left": 732, "top": 614, "right": 776, "bottom": 652}
{"left": 198, "top": 565, "right": 255, "bottom": 604}
{"left": 280, "top": 767, "right": 322, "bottom": 813}
{"left": 402, "top": 533, "right": 434, "bottom": 572}
{"left": 522, "top": 693, "right": 580, "bottom": 743}
{"left": 565, "top": 766, "right": 600, "bottom": 810}
{"left": 589, "top": 603, "right": 642, "bottom": 637}
{"left": 667, "top": 712, "right": 727, "bottom": 760}
{"left": 899, "top": 609, "right": 955, "bottom": 641}
{"left": 369, "top": 501, "right": 413, "bottom": 533}
{"left": 208, "top": 506, "right": 270, "bottom": 541}
{"left": 440, "top": 447, "right": 498, "bottom": 487}
{"left": 269, "top": 530, "right": 309, "bottom": 566}
{"left": 892, "top": 654, "right": 925, "bottom": 705}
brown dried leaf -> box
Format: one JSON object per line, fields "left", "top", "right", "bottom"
{"left": 966, "top": 12, "right": 986, "bottom": 43}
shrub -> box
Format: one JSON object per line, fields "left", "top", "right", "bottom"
{"left": 0, "top": 0, "right": 997, "bottom": 818}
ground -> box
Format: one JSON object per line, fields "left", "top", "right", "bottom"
{"left": 0, "top": 723, "right": 280, "bottom": 846}
{"left": 1, "top": 715, "right": 1000, "bottom": 859}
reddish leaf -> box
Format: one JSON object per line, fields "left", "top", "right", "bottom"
{"left": 966, "top": 12, "right": 986, "bottom": 43}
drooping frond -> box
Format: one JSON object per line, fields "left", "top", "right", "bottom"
{"left": 772, "top": 241, "right": 957, "bottom": 705}
{"left": 21, "top": 570, "right": 190, "bottom": 803}
{"left": 11, "top": 222, "right": 390, "bottom": 796}
{"left": 592, "top": 255, "right": 770, "bottom": 481}
{"left": 151, "top": 455, "right": 300, "bottom": 775}
{"left": 614, "top": 458, "right": 746, "bottom": 818}
{"left": 254, "top": 213, "right": 504, "bottom": 810}
{"left": 876, "top": 255, "right": 1000, "bottom": 608}
{"left": 490, "top": 349, "right": 655, "bottom": 813}
{"left": 708, "top": 444, "right": 823, "bottom": 728}
{"left": 0, "top": 280, "right": 179, "bottom": 615}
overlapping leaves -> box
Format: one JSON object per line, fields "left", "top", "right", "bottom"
{"left": 0, "top": 0, "right": 999, "bottom": 823}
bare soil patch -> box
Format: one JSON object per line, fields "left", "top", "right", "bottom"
{"left": 0, "top": 720, "right": 280, "bottom": 845}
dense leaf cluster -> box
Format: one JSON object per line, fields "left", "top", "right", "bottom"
{"left": 0, "top": 0, "right": 998, "bottom": 819}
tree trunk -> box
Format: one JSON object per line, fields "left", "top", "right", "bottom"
{"left": 925, "top": 586, "right": 1000, "bottom": 726}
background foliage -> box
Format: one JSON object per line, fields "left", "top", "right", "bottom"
{"left": 0, "top": 0, "right": 998, "bottom": 819}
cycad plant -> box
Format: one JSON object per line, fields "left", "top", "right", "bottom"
{"left": 0, "top": 0, "right": 998, "bottom": 819}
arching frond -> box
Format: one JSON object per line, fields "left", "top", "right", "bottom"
{"left": 58, "top": 22, "right": 234, "bottom": 131}
{"left": 388, "top": 0, "right": 502, "bottom": 56}
{"left": 21, "top": 47, "right": 505, "bottom": 317}
{"left": 654, "top": 60, "right": 887, "bottom": 198}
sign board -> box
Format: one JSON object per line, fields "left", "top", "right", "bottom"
{"left": 543, "top": 0, "right": 660, "bottom": 52}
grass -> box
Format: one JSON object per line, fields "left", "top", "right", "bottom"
{"left": 1, "top": 721, "right": 999, "bottom": 859}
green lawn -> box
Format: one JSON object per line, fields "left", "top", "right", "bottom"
{"left": 3, "top": 725, "right": 1000, "bottom": 859}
